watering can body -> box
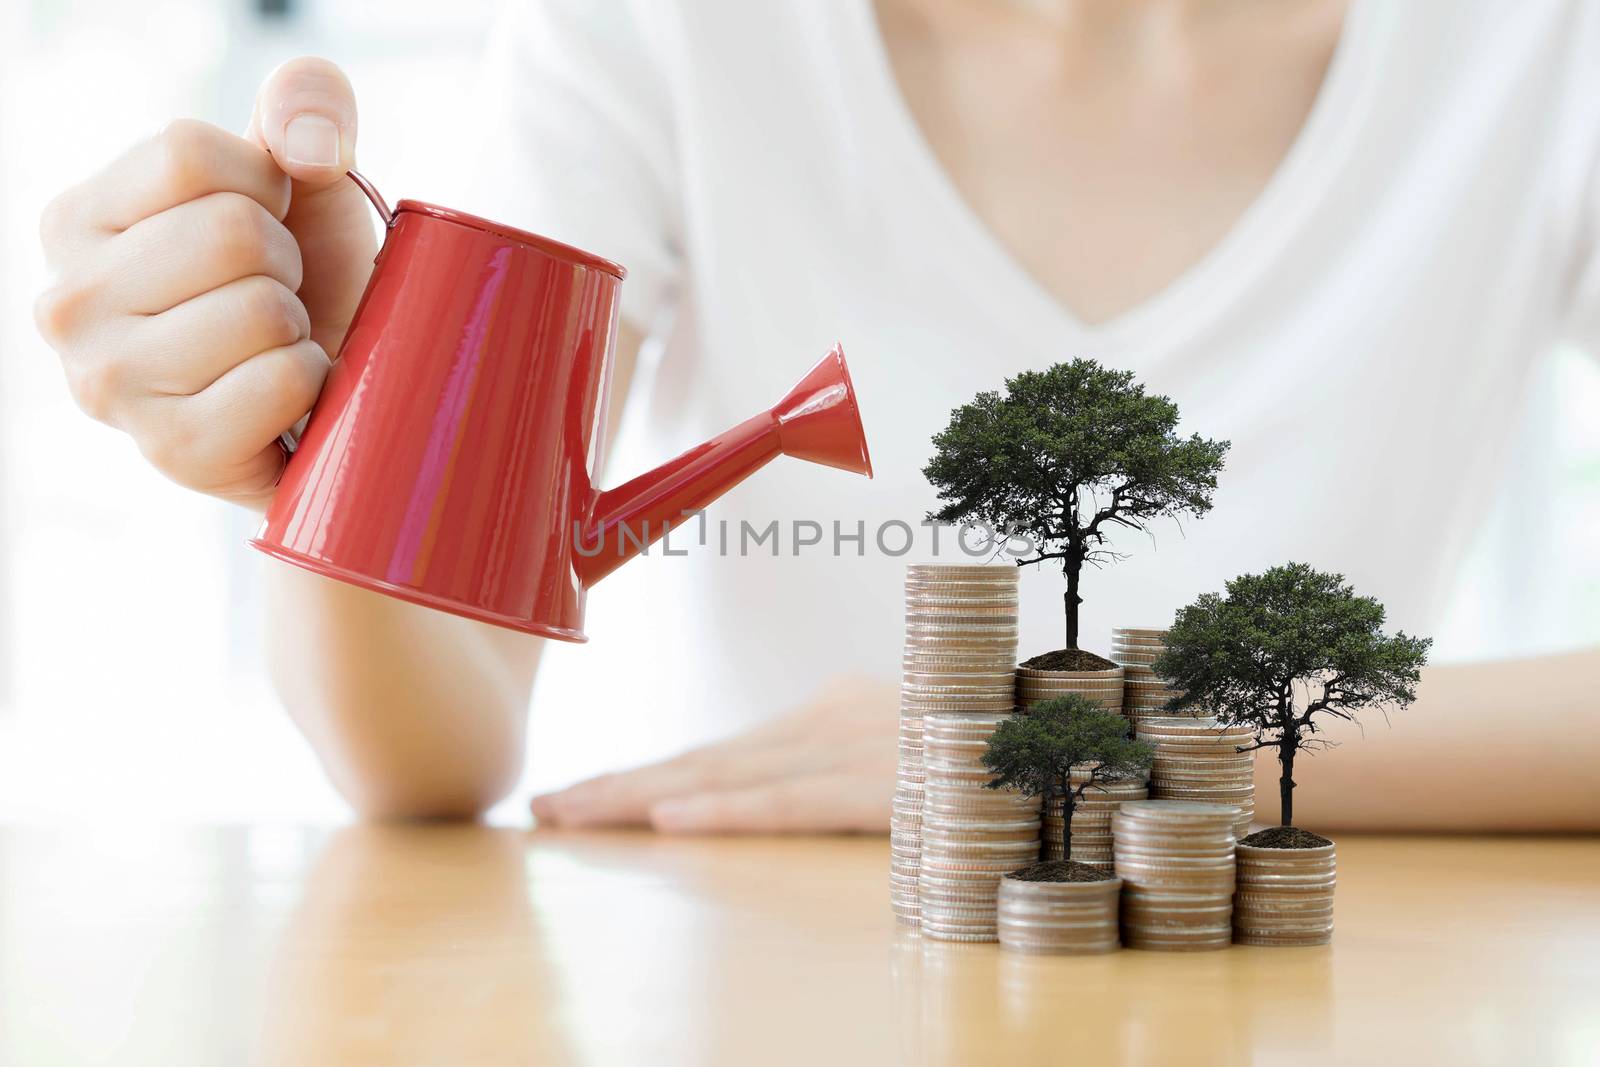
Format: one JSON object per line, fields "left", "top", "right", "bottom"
{"left": 250, "top": 196, "right": 871, "bottom": 641}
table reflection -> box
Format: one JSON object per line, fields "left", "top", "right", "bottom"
{"left": 889, "top": 909, "right": 1334, "bottom": 1065}
{"left": 256, "top": 825, "right": 565, "bottom": 1066}
{"left": 0, "top": 829, "right": 1594, "bottom": 1065}
{"left": 254, "top": 826, "right": 898, "bottom": 1065}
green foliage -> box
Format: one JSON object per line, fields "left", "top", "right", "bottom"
{"left": 924, "top": 359, "right": 1229, "bottom": 647}
{"left": 982, "top": 695, "right": 1154, "bottom": 861}
{"left": 1154, "top": 562, "right": 1432, "bottom": 825}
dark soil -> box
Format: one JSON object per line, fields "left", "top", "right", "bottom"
{"left": 1006, "top": 860, "right": 1115, "bottom": 883}
{"left": 1021, "top": 648, "right": 1117, "bottom": 672}
{"left": 1242, "top": 826, "right": 1333, "bottom": 849}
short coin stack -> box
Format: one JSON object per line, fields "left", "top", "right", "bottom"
{"left": 1233, "top": 841, "right": 1338, "bottom": 946}
{"left": 919, "top": 711, "right": 1040, "bottom": 941}
{"left": 1111, "top": 627, "right": 1192, "bottom": 727}
{"left": 997, "top": 874, "right": 1123, "bottom": 955}
{"left": 893, "top": 565, "right": 1020, "bottom": 927}
{"left": 1137, "top": 717, "right": 1255, "bottom": 839}
{"left": 1113, "top": 800, "right": 1238, "bottom": 951}
{"left": 1014, "top": 665, "right": 1124, "bottom": 714}
{"left": 1041, "top": 767, "right": 1150, "bottom": 867}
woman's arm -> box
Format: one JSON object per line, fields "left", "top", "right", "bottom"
{"left": 33, "top": 46, "right": 655, "bottom": 822}
{"left": 1276, "top": 647, "right": 1600, "bottom": 832}
{"left": 532, "top": 649, "right": 1600, "bottom": 834}
{"left": 264, "top": 570, "right": 538, "bottom": 819}
{"left": 265, "top": 324, "right": 643, "bottom": 819}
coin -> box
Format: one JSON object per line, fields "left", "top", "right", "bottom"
{"left": 1016, "top": 666, "right": 1124, "bottom": 681}
{"left": 1233, "top": 841, "right": 1336, "bottom": 946}
{"left": 903, "top": 619, "right": 1020, "bottom": 634}
{"left": 1111, "top": 800, "right": 1238, "bottom": 951}
{"left": 904, "top": 599, "right": 1019, "bottom": 615}
{"left": 996, "top": 875, "right": 1122, "bottom": 955}
{"left": 897, "top": 564, "right": 1035, "bottom": 932}
{"left": 901, "top": 660, "right": 1015, "bottom": 678}
{"left": 1137, "top": 719, "right": 1257, "bottom": 838}
{"left": 906, "top": 563, "right": 1020, "bottom": 579}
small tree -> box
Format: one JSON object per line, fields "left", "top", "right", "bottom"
{"left": 1155, "top": 562, "right": 1432, "bottom": 827}
{"left": 924, "top": 359, "right": 1229, "bottom": 651}
{"left": 982, "top": 695, "right": 1153, "bottom": 864}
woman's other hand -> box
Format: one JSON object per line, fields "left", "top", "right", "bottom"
{"left": 531, "top": 677, "right": 897, "bottom": 833}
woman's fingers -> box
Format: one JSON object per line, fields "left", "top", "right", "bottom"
{"left": 177, "top": 338, "right": 330, "bottom": 459}
{"left": 246, "top": 56, "right": 377, "bottom": 351}
{"left": 247, "top": 56, "right": 358, "bottom": 183}
{"left": 531, "top": 680, "right": 897, "bottom": 833}
{"left": 128, "top": 275, "right": 311, "bottom": 396}
{"left": 648, "top": 772, "right": 891, "bottom": 835}
{"left": 40, "top": 120, "right": 290, "bottom": 272}
{"left": 83, "top": 121, "right": 289, "bottom": 233}
{"left": 131, "top": 339, "right": 329, "bottom": 501}
{"left": 92, "top": 191, "right": 304, "bottom": 315}
{"left": 531, "top": 683, "right": 898, "bottom": 832}
{"left": 34, "top": 59, "right": 370, "bottom": 514}
{"left": 530, "top": 741, "right": 800, "bottom": 828}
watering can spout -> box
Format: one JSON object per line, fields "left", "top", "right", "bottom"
{"left": 576, "top": 343, "right": 872, "bottom": 586}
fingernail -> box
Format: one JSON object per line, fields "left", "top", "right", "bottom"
{"left": 284, "top": 114, "right": 341, "bottom": 167}
{"left": 530, "top": 795, "right": 558, "bottom": 822}
{"left": 649, "top": 798, "right": 692, "bottom": 828}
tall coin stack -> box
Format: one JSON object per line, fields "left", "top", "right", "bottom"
{"left": 919, "top": 711, "right": 1040, "bottom": 942}
{"left": 1111, "top": 627, "right": 1192, "bottom": 727}
{"left": 1041, "top": 767, "right": 1150, "bottom": 867}
{"left": 1113, "top": 800, "right": 1238, "bottom": 951}
{"left": 893, "top": 565, "right": 1020, "bottom": 928}
{"left": 1137, "top": 717, "right": 1256, "bottom": 839}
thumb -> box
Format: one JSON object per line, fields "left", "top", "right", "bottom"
{"left": 246, "top": 56, "right": 378, "bottom": 355}
{"left": 248, "top": 56, "right": 357, "bottom": 184}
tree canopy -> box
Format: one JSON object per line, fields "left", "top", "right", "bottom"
{"left": 1154, "top": 562, "right": 1432, "bottom": 826}
{"left": 982, "top": 695, "right": 1153, "bottom": 862}
{"left": 924, "top": 359, "right": 1228, "bottom": 649}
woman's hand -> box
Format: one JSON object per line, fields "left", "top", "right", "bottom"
{"left": 531, "top": 677, "right": 897, "bottom": 833}
{"left": 34, "top": 58, "right": 375, "bottom": 510}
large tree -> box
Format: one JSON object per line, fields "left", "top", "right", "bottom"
{"left": 982, "top": 695, "right": 1153, "bottom": 864}
{"left": 925, "top": 359, "right": 1229, "bottom": 650}
{"left": 1155, "top": 562, "right": 1432, "bottom": 827}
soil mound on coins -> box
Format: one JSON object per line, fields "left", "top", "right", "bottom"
{"left": 1007, "top": 860, "right": 1115, "bottom": 883}
{"left": 1242, "top": 826, "right": 1332, "bottom": 849}
{"left": 1020, "top": 649, "right": 1116, "bottom": 672}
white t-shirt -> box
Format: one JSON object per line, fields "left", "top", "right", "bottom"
{"left": 462, "top": 0, "right": 1600, "bottom": 789}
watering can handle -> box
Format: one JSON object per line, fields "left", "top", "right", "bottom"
{"left": 346, "top": 168, "right": 395, "bottom": 227}
{"left": 276, "top": 170, "right": 395, "bottom": 459}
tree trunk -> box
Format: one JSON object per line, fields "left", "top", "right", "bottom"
{"left": 1278, "top": 739, "right": 1297, "bottom": 827}
{"left": 1060, "top": 791, "right": 1074, "bottom": 863}
{"left": 1064, "top": 565, "right": 1083, "bottom": 651}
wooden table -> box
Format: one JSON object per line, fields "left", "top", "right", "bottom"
{"left": 1, "top": 826, "right": 1595, "bottom": 1066}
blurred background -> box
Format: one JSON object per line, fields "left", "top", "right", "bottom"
{"left": 0, "top": 0, "right": 1597, "bottom": 824}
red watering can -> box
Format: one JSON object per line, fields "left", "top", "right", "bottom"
{"left": 250, "top": 172, "right": 872, "bottom": 641}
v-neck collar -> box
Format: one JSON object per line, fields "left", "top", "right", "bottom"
{"left": 851, "top": 0, "right": 1382, "bottom": 353}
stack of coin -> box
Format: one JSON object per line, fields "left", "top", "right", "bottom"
{"left": 1015, "top": 665, "right": 1124, "bottom": 714}
{"left": 1041, "top": 767, "right": 1150, "bottom": 867}
{"left": 918, "top": 711, "right": 1040, "bottom": 942}
{"left": 894, "top": 564, "right": 1019, "bottom": 927}
{"left": 997, "top": 873, "right": 1123, "bottom": 955}
{"left": 1137, "top": 716, "right": 1255, "bottom": 839}
{"left": 1233, "top": 841, "right": 1337, "bottom": 946}
{"left": 1113, "top": 800, "right": 1238, "bottom": 951}
{"left": 1111, "top": 627, "right": 1195, "bottom": 727}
